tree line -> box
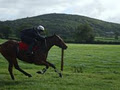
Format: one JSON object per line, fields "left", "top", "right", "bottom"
{"left": 0, "top": 23, "right": 95, "bottom": 43}
{"left": 0, "top": 23, "right": 119, "bottom": 44}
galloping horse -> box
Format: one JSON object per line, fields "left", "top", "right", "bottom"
{"left": 0, "top": 34, "right": 67, "bottom": 80}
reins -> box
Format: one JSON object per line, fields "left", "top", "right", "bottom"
{"left": 44, "top": 38, "right": 47, "bottom": 50}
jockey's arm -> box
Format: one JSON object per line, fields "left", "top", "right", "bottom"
{"left": 35, "top": 35, "right": 45, "bottom": 41}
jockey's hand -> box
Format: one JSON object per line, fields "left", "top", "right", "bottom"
{"left": 36, "top": 36, "right": 45, "bottom": 41}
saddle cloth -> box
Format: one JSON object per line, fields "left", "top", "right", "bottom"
{"left": 18, "top": 41, "right": 38, "bottom": 51}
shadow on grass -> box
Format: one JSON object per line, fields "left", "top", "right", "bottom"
{"left": 0, "top": 80, "right": 21, "bottom": 86}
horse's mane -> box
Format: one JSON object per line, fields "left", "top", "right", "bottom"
{"left": 45, "top": 35, "right": 55, "bottom": 39}
{"left": 45, "top": 34, "right": 62, "bottom": 40}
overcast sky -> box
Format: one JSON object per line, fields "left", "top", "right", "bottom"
{"left": 0, "top": 0, "right": 120, "bottom": 23}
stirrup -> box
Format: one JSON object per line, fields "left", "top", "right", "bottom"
{"left": 26, "top": 51, "right": 33, "bottom": 56}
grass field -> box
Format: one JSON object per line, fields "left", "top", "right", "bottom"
{"left": 0, "top": 40, "right": 120, "bottom": 90}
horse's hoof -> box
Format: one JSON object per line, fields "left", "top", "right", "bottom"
{"left": 59, "top": 73, "right": 62, "bottom": 78}
{"left": 36, "top": 71, "right": 43, "bottom": 74}
{"left": 28, "top": 74, "right": 32, "bottom": 77}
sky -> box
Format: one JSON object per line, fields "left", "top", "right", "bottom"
{"left": 0, "top": 0, "right": 120, "bottom": 23}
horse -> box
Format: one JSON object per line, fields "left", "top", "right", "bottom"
{"left": 0, "top": 34, "right": 67, "bottom": 80}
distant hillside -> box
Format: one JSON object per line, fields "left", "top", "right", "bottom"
{"left": 0, "top": 13, "right": 120, "bottom": 41}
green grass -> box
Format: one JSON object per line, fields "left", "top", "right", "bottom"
{"left": 0, "top": 41, "right": 120, "bottom": 90}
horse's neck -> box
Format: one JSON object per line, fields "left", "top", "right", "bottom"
{"left": 46, "top": 37, "right": 55, "bottom": 51}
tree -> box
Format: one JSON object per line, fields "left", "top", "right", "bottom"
{"left": 0, "top": 25, "right": 12, "bottom": 39}
{"left": 15, "top": 23, "right": 32, "bottom": 38}
{"left": 114, "top": 32, "right": 119, "bottom": 40}
{"left": 74, "top": 24, "right": 95, "bottom": 43}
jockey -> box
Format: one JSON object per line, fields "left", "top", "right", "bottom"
{"left": 20, "top": 25, "right": 45, "bottom": 55}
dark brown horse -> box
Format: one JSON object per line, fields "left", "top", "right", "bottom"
{"left": 0, "top": 34, "right": 67, "bottom": 80}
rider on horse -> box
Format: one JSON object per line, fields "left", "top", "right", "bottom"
{"left": 20, "top": 25, "right": 45, "bottom": 55}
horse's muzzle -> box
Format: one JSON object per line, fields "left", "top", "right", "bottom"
{"left": 63, "top": 45, "right": 68, "bottom": 50}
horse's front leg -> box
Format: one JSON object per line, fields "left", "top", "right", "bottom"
{"left": 36, "top": 61, "right": 62, "bottom": 77}
{"left": 36, "top": 66, "right": 49, "bottom": 74}
{"left": 43, "top": 61, "right": 62, "bottom": 77}
{"left": 47, "top": 61, "right": 62, "bottom": 77}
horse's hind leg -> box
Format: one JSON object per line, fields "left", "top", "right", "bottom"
{"left": 8, "top": 62, "right": 14, "bottom": 80}
{"left": 3, "top": 57, "right": 15, "bottom": 80}
{"left": 13, "top": 59, "right": 32, "bottom": 78}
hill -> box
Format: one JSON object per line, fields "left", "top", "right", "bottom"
{"left": 0, "top": 13, "right": 120, "bottom": 41}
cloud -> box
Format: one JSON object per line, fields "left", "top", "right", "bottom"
{"left": 69, "top": 0, "right": 104, "bottom": 17}
{"left": 0, "top": 0, "right": 120, "bottom": 23}
{"left": 0, "top": 0, "right": 71, "bottom": 20}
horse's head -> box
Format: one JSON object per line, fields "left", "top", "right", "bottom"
{"left": 53, "top": 34, "right": 67, "bottom": 50}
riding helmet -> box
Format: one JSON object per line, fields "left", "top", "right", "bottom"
{"left": 37, "top": 25, "right": 45, "bottom": 31}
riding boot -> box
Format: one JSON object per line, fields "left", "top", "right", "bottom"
{"left": 27, "top": 42, "right": 34, "bottom": 55}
